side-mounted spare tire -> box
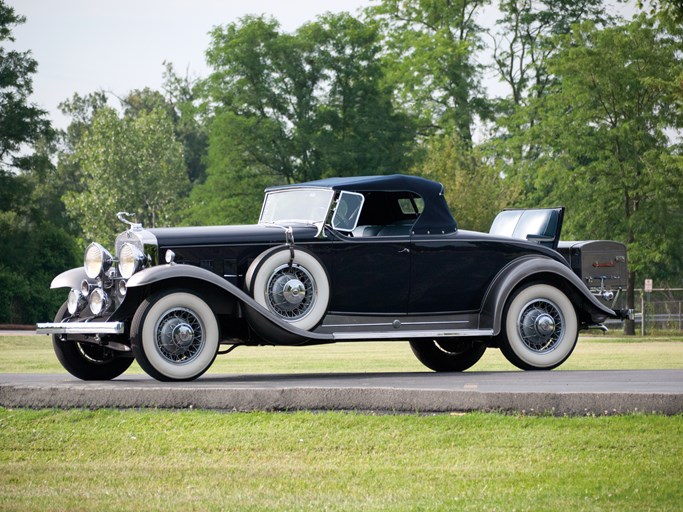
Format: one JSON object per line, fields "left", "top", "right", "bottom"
{"left": 245, "top": 247, "right": 330, "bottom": 331}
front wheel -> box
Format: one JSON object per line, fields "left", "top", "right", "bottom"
{"left": 131, "top": 290, "right": 220, "bottom": 381}
{"left": 499, "top": 284, "right": 578, "bottom": 370}
{"left": 409, "top": 339, "right": 487, "bottom": 372}
{"left": 52, "top": 302, "right": 133, "bottom": 380}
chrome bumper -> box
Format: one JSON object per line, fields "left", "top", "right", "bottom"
{"left": 36, "top": 322, "right": 125, "bottom": 335}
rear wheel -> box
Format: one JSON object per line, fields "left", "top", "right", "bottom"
{"left": 131, "top": 290, "right": 220, "bottom": 381}
{"left": 409, "top": 339, "right": 487, "bottom": 372}
{"left": 499, "top": 284, "right": 578, "bottom": 370}
{"left": 52, "top": 302, "right": 133, "bottom": 380}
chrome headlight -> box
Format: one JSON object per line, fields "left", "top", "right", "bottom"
{"left": 84, "top": 243, "right": 113, "bottom": 279}
{"left": 89, "top": 288, "right": 108, "bottom": 315}
{"left": 67, "top": 289, "right": 86, "bottom": 315}
{"left": 118, "top": 242, "right": 145, "bottom": 279}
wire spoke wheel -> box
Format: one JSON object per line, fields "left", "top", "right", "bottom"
{"left": 500, "top": 284, "right": 578, "bottom": 370}
{"left": 247, "top": 248, "right": 330, "bottom": 331}
{"left": 154, "top": 307, "right": 205, "bottom": 364}
{"left": 516, "top": 299, "right": 564, "bottom": 353}
{"left": 266, "top": 264, "right": 317, "bottom": 321}
{"left": 131, "top": 291, "right": 219, "bottom": 381}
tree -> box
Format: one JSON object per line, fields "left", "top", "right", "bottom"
{"left": 0, "top": 0, "right": 51, "bottom": 173}
{"left": 0, "top": 1, "right": 78, "bottom": 324}
{"left": 497, "top": 16, "right": 683, "bottom": 334}
{"left": 492, "top": 0, "right": 611, "bottom": 107}
{"left": 413, "top": 135, "right": 520, "bottom": 231}
{"left": 64, "top": 107, "right": 188, "bottom": 243}
{"left": 191, "top": 13, "right": 415, "bottom": 225}
{"left": 366, "top": 0, "right": 490, "bottom": 145}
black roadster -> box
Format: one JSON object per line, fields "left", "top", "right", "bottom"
{"left": 38, "top": 174, "right": 629, "bottom": 381}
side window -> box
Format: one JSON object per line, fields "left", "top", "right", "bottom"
{"left": 351, "top": 191, "right": 422, "bottom": 237}
{"left": 332, "top": 191, "right": 365, "bottom": 232}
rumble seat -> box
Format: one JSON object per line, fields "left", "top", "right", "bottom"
{"left": 489, "top": 207, "right": 565, "bottom": 250}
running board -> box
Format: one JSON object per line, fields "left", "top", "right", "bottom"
{"left": 331, "top": 329, "right": 494, "bottom": 341}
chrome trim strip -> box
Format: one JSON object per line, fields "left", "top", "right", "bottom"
{"left": 36, "top": 322, "right": 125, "bottom": 335}
{"left": 323, "top": 320, "right": 469, "bottom": 328}
{"left": 332, "top": 329, "right": 494, "bottom": 340}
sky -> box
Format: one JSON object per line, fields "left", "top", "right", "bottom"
{"left": 8, "top": 0, "right": 638, "bottom": 131}
{"left": 8, "top": 0, "right": 372, "bottom": 129}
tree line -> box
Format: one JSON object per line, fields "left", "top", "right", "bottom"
{"left": 1, "top": 0, "right": 681, "bottom": 330}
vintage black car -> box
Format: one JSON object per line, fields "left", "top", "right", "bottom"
{"left": 38, "top": 174, "right": 630, "bottom": 381}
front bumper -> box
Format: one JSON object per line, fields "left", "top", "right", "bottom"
{"left": 36, "top": 322, "right": 125, "bottom": 335}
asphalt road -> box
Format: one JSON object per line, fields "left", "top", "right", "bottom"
{"left": 2, "top": 370, "right": 682, "bottom": 415}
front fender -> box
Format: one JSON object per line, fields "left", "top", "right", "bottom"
{"left": 126, "top": 264, "right": 333, "bottom": 344}
{"left": 481, "top": 256, "right": 617, "bottom": 335}
{"left": 50, "top": 267, "right": 87, "bottom": 289}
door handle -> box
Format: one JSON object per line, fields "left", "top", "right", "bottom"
{"left": 398, "top": 248, "right": 410, "bottom": 254}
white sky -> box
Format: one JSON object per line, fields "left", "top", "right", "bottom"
{"left": 8, "top": 0, "right": 637, "bottom": 131}
{"left": 9, "top": 0, "right": 372, "bottom": 129}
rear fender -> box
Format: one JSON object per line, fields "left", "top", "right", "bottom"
{"left": 126, "top": 264, "right": 333, "bottom": 345}
{"left": 480, "top": 256, "right": 617, "bottom": 335}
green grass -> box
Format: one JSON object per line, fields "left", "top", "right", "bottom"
{"left": 2, "top": 336, "right": 681, "bottom": 510}
{"left": 0, "top": 408, "right": 681, "bottom": 511}
{"left": 1, "top": 334, "right": 682, "bottom": 375}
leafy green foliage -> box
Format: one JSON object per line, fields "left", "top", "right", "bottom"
{"left": 367, "top": 0, "right": 491, "bottom": 144}
{"left": 63, "top": 107, "right": 188, "bottom": 244}
{"left": 0, "top": 1, "right": 51, "bottom": 173}
{"left": 492, "top": 0, "right": 611, "bottom": 107}
{"left": 0, "top": 1, "right": 78, "bottom": 323}
{"left": 191, "top": 13, "right": 415, "bottom": 224}
{"left": 490, "top": 15, "right": 683, "bottom": 333}
{"left": 413, "top": 135, "right": 520, "bottom": 231}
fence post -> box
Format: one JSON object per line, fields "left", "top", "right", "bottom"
{"left": 641, "top": 292, "right": 646, "bottom": 336}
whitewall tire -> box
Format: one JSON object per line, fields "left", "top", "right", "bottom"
{"left": 247, "top": 248, "right": 330, "bottom": 331}
{"left": 131, "top": 291, "right": 220, "bottom": 381}
{"left": 500, "top": 284, "right": 578, "bottom": 370}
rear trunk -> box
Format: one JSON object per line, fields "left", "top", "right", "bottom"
{"left": 557, "top": 240, "right": 628, "bottom": 308}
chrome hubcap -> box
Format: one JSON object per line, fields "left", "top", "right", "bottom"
{"left": 266, "top": 264, "right": 316, "bottom": 320}
{"left": 282, "top": 279, "right": 306, "bottom": 305}
{"left": 517, "top": 299, "right": 564, "bottom": 353}
{"left": 155, "top": 308, "right": 204, "bottom": 363}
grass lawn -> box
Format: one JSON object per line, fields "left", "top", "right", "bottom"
{"left": 1, "top": 408, "right": 681, "bottom": 511}
{"left": 1, "top": 334, "right": 682, "bottom": 375}
{"left": 1, "top": 334, "right": 681, "bottom": 511}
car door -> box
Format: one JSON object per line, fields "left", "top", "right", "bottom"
{"left": 408, "top": 233, "right": 518, "bottom": 314}
{"left": 319, "top": 235, "right": 412, "bottom": 315}
{"left": 313, "top": 190, "right": 412, "bottom": 315}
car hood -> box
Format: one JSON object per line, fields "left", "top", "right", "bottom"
{"left": 148, "top": 223, "right": 319, "bottom": 247}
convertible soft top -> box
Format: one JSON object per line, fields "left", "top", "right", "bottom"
{"left": 267, "top": 174, "right": 457, "bottom": 235}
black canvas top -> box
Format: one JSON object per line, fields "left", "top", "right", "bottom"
{"left": 266, "top": 174, "right": 457, "bottom": 235}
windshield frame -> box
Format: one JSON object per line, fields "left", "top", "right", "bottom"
{"left": 258, "top": 187, "right": 336, "bottom": 226}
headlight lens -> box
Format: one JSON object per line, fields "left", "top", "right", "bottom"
{"left": 67, "top": 289, "right": 86, "bottom": 315}
{"left": 84, "top": 243, "right": 113, "bottom": 279}
{"left": 118, "top": 242, "right": 144, "bottom": 279}
{"left": 89, "top": 288, "right": 108, "bottom": 315}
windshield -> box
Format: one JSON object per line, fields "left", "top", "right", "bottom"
{"left": 259, "top": 188, "right": 335, "bottom": 225}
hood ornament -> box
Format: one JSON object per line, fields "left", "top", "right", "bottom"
{"left": 117, "top": 211, "right": 142, "bottom": 231}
